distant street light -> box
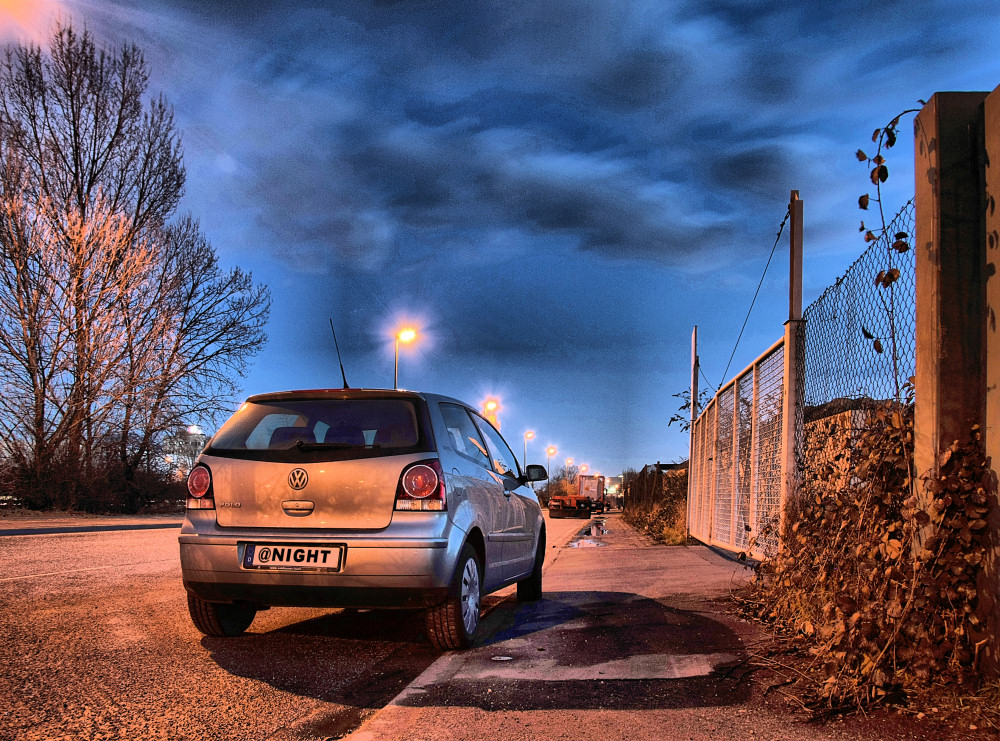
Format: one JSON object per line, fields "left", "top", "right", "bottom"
{"left": 546, "top": 445, "right": 557, "bottom": 482}
{"left": 523, "top": 430, "right": 535, "bottom": 469}
{"left": 394, "top": 327, "right": 417, "bottom": 389}
{"left": 580, "top": 464, "right": 589, "bottom": 474}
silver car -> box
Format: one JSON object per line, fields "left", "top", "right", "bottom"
{"left": 179, "top": 388, "right": 548, "bottom": 649}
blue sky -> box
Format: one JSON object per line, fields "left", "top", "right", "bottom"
{"left": 3, "top": 0, "right": 999, "bottom": 477}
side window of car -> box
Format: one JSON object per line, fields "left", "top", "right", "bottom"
{"left": 439, "top": 403, "right": 491, "bottom": 468}
{"left": 471, "top": 413, "right": 521, "bottom": 478}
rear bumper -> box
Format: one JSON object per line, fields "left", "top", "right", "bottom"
{"left": 179, "top": 510, "right": 460, "bottom": 609}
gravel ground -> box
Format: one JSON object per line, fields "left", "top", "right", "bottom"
{"left": 0, "top": 528, "right": 438, "bottom": 741}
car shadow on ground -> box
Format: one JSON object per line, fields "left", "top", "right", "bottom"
{"left": 399, "top": 589, "right": 752, "bottom": 711}
{"left": 200, "top": 588, "right": 749, "bottom": 721}
{"left": 201, "top": 609, "right": 437, "bottom": 709}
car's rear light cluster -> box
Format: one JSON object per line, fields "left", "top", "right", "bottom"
{"left": 186, "top": 464, "right": 215, "bottom": 510}
{"left": 394, "top": 459, "right": 446, "bottom": 511}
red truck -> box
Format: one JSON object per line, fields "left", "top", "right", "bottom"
{"left": 548, "top": 475, "right": 606, "bottom": 518}
{"left": 547, "top": 489, "right": 591, "bottom": 518}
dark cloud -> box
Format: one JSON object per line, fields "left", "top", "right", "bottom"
{"left": 81, "top": 0, "right": 1000, "bottom": 472}
{"left": 709, "top": 146, "right": 789, "bottom": 196}
{"left": 586, "top": 47, "right": 688, "bottom": 111}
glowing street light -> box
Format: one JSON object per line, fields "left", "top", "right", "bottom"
{"left": 580, "top": 464, "right": 589, "bottom": 474}
{"left": 482, "top": 397, "right": 501, "bottom": 429}
{"left": 523, "top": 430, "right": 535, "bottom": 469}
{"left": 394, "top": 327, "right": 417, "bottom": 389}
{"left": 546, "top": 445, "right": 557, "bottom": 481}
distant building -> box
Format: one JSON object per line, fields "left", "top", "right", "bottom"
{"left": 163, "top": 426, "right": 209, "bottom": 479}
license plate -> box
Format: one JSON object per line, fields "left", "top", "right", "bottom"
{"left": 241, "top": 542, "right": 344, "bottom": 571}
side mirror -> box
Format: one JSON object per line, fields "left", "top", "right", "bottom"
{"left": 523, "top": 464, "right": 548, "bottom": 482}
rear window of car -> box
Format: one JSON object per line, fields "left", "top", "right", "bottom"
{"left": 206, "top": 397, "right": 433, "bottom": 462}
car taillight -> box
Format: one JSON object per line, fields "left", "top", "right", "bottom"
{"left": 395, "top": 459, "right": 446, "bottom": 511}
{"left": 186, "top": 464, "right": 215, "bottom": 510}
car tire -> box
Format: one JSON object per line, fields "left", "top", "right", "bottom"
{"left": 187, "top": 594, "right": 257, "bottom": 637}
{"left": 516, "top": 530, "right": 545, "bottom": 601}
{"left": 425, "top": 544, "right": 481, "bottom": 650}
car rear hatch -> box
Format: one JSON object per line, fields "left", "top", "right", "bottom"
{"left": 201, "top": 392, "right": 435, "bottom": 530}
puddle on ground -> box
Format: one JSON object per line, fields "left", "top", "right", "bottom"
{"left": 567, "top": 538, "right": 606, "bottom": 548}
{"left": 568, "top": 519, "right": 609, "bottom": 547}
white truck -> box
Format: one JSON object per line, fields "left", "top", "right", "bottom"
{"left": 578, "top": 474, "right": 606, "bottom": 514}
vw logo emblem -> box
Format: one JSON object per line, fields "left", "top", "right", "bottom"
{"left": 288, "top": 468, "right": 308, "bottom": 490}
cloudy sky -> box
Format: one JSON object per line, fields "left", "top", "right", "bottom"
{"left": 2, "top": 0, "right": 998, "bottom": 476}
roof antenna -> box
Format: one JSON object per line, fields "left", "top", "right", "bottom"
{"left": 329, "top": 318, "right": 350, "bottom": 389}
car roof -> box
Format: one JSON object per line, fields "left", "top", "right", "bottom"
{"left": 244, "top": 388, "right": 471, "bottom": 408}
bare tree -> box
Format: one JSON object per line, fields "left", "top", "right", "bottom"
{"left": 112, "top": 217, "right": 270, "bottom": 508}
{"left": 0, "top": 24, "right": 270, "bottom": 511}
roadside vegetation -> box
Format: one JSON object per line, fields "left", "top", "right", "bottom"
{"left": 739, "top": 394, "right": 996, "bottom": 720}
{"left": 738, "top": 113, "right": 998, "bottom": 722}
{"left": 0, "top": 24, "right": 270, "bottom": 514}
{"left": 621, "top": 463, "right": 687, "bottom": 545}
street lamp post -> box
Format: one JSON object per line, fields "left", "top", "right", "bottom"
{"left": 546, "top": 445, "right": 557, "bottom": 482}
{"left": 394, "top": 328, "right": 416, "bottom": 389}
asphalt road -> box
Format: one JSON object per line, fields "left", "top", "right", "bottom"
{"left": 0, "top": 512, "right": 582, "bottom": 741}
{"left": 0, "top": 512, "right": 956, "bottom": 740}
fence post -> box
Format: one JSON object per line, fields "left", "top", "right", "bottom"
{"left": 749, "top": 356, "right": 761, "bottom": 557}
{"left": 985, "top": 84, "right": 1000, "bottom": 678}
{"left": 710, "top": 398, "right": 719, "bottom": 543}
{"left": 915, "top": 92, "right": 989, "bottom": 492}
{"left": 914, "top": 91, "right": 992, "bottom": 666}
{"left": 688, "top": 326, "right": 698, "bottom": 539}
{"left": 978, "top": 87, "right": 1000, "bottom": 676}
{"left": 779, "top": 191, "right": 805, "bottom": 548}
{"left": 730, "top": 378, "right": 741, "bottom": 548}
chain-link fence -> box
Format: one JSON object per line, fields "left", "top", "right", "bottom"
{"left": 800, "top": 201, "right": 916, "bottom": 495}
{"left": 688, "top": 200, "right": 916, "bottom": 561}
{"left": 688, "top": 339, "right": 785, "bottom": 560}
{"left": 803, "top": 200, "right": 916, "bottom": 409}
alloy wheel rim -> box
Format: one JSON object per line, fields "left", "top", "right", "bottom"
{"left": 460, "top": 557, "right": 480, "bottom": 634}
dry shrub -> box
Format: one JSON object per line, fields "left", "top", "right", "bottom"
{"left": 623, "top": 466, "right": 687, "bottom": 544}
{"left": 742, "top": 397, "right": 994, "bottom": 713}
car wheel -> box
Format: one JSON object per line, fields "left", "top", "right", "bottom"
{"left": 425, "top": 544, "right": 481, "bottom": 650}
{"left": 187, "top": 594, "right": 257, "bottom": 637}
{"left": 517, "top": 530, "right": 545, "bottom": 601}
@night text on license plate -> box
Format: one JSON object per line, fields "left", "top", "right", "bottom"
{"left": 242, "top": 543, "right": 344, "bottom": 571}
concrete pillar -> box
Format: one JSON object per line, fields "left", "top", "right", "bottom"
{"left": 914, "top": 92, "right": 988, "bottom": 492}
{"left": 779, "top": 191, "right": 804, "bottom": 544}
{"left": 914, "top": 90, "right": 991, "bottom": 667}
{"left": 981, "top": 85, "right": 1000, "bottom": 674}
